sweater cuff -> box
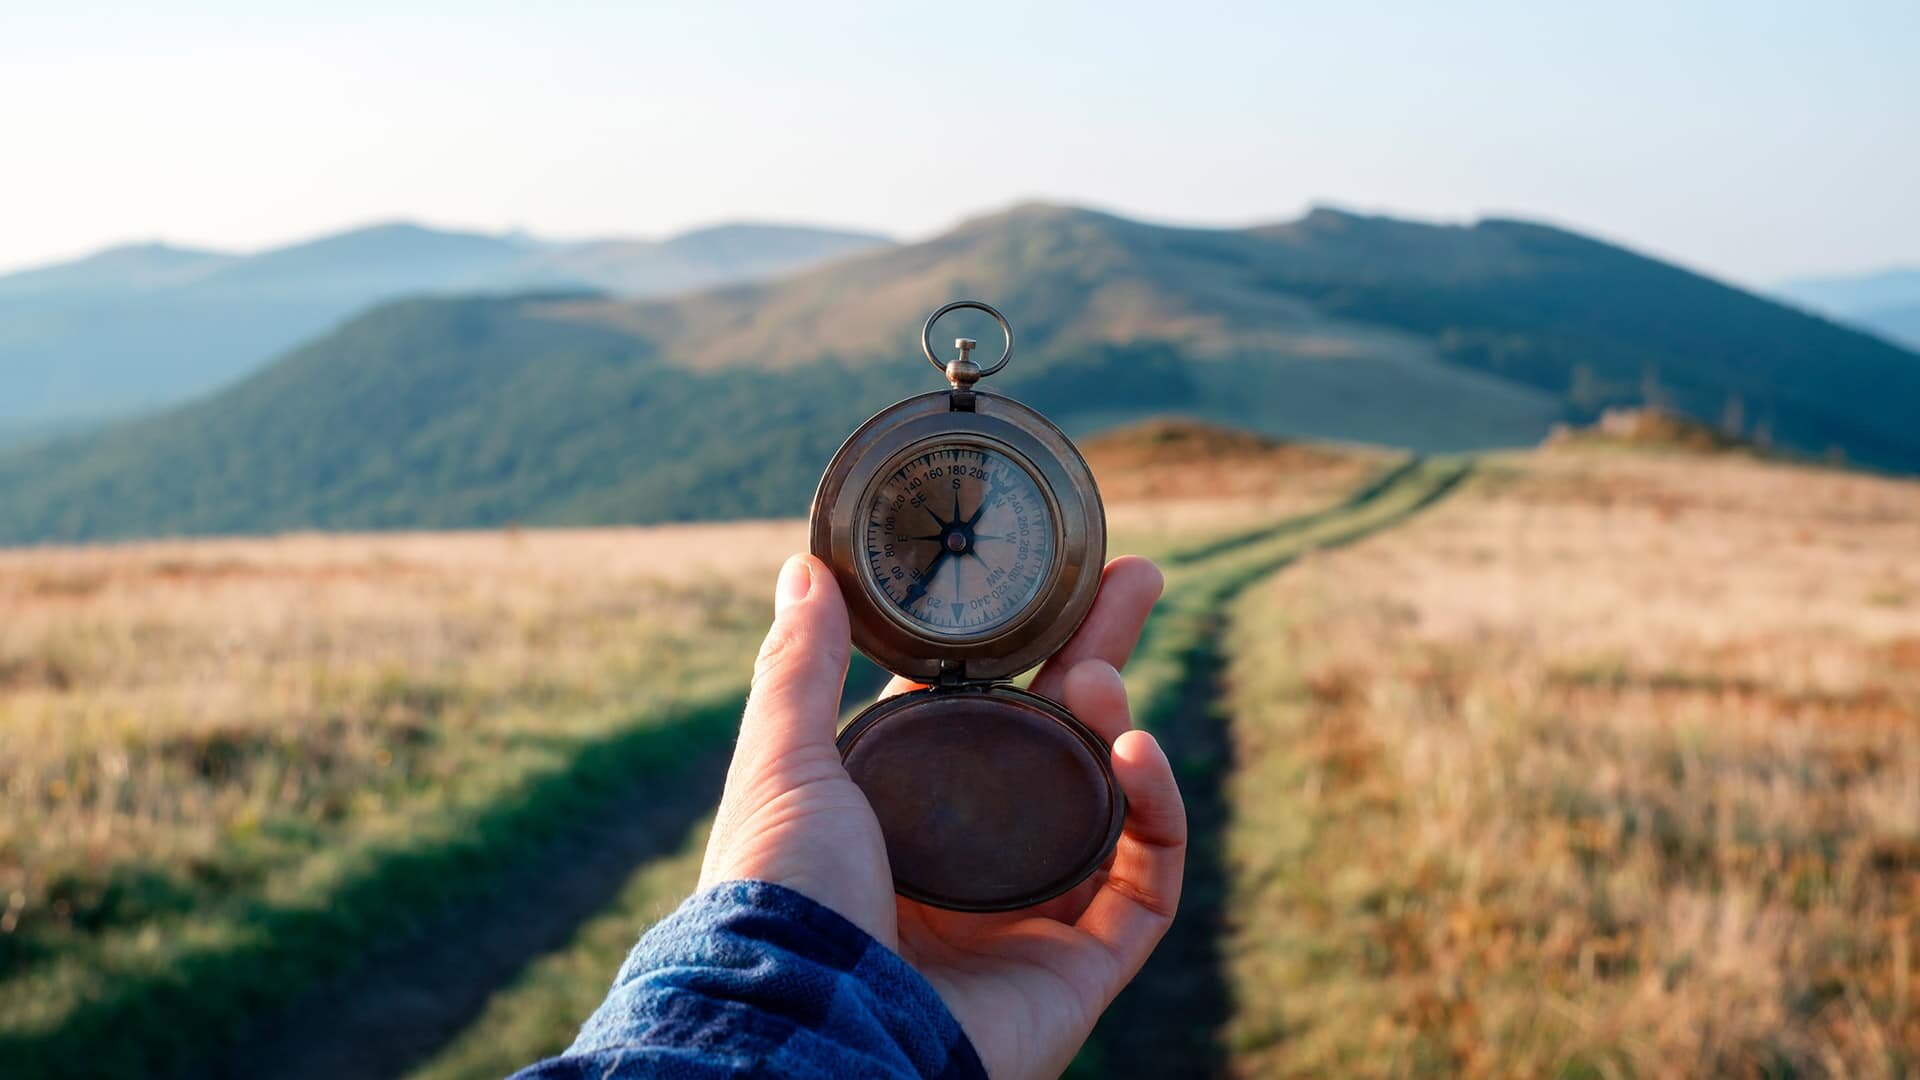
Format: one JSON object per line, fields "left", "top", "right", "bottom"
{"left": 526, "top": 880, "right": 986, "bottom": 1079}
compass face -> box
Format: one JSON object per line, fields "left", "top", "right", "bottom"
{"left": 862, "top": 443, "right": 1057, "bottom": 639}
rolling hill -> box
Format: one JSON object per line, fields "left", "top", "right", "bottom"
{"left": 1, "top": 202, "right": 1915, "bottom": 545}
{"left": 0, "top": 221, "right": 890, "bottom": 437}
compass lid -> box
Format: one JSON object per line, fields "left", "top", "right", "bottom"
{"left": 837, "top": 684, "right": 1125, "bottom": 911}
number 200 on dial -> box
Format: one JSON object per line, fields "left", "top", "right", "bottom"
{"left": 862, "top": 445, "right": 1056, "bottom": 638}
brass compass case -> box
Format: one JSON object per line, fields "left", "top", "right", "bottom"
{"left": 808, "top": 301, "right": 1120, "bottom": 912}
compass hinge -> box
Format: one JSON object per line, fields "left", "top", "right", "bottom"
{"left": 936, "top": 659, "right": 968, "bottom": 687}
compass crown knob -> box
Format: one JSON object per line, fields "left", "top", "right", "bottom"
{"left": 945, "top": 354, "right": 983, "bottom": 390}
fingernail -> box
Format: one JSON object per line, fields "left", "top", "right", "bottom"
{"left": 775, "top": 555, "right": 812, "bottom": 614}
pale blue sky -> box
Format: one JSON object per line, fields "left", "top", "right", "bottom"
{"left": 1, "top": 1, "right": 1914, "bottom": 284}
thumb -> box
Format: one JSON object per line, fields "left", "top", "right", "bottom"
{"left": 740, "top": 554, "right": 851, "bottom": 758}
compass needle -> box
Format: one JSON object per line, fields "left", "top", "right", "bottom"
{"left": 965, "top": 482, "right": 999, "bottom": 529}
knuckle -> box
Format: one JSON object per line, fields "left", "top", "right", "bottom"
{"left": 754, "top": 618, "right": 802, "bottom": 676}
{"left": 750, "top": 613, "right": 845, "bottom": 690}
{"left": 752, "top": 638, "right": 803, "bottom": 694}
{"left": 1108, "top": 873, "right": 1178, "bottom": 921}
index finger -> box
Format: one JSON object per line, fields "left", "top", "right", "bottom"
{"left": 1027, "top": 555, "right": 1163, "bottom": 701}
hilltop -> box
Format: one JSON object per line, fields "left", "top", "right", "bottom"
{"left": 1081, "top": 419, "right": 1359, "bottom": 500}
{"left": 0, "top": 202, "right": 1915, "bottom": 544}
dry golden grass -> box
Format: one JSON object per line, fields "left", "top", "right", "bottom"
{"left": 16, "top": 440, "right": 1910, "bottom": 1077}
{"left": 0, "top": 419, "right": 1353, "bottom": 968}
{"left": 0, "top": 522, "right": 795, "bottom": 982}
{"left": 0, "top": 426, "right": 1345, "bottom": 1041}
{"left": 1222, "top": 449, "right": 1920, "bottom": 1076}
{"left": 1087, "top": 419, "right": 1382, "bottom": 550}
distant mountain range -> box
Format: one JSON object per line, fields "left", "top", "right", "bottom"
{"left": 0, "top": 221, "right": 890, "bottom": 437}
{"left": 1, "top": 202, "right": 1915, "bottom": 545}
{"left": 1774, "top": 266, "right": 1920, "bottom": 351}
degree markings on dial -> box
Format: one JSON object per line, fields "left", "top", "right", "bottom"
{"left": 862, "top": 446, "right": 1053, "bottom": 635}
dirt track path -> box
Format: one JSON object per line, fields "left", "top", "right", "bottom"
{"left": 1094, "top": 458, "right": 1471, "bottom": 1077}
{"left": 1097, "top": 610, "right": 1238, "bottom": 1076}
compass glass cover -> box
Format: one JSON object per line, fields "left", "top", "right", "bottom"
{"left": 861, "top": 443, "right": 1056, "bottom": 638}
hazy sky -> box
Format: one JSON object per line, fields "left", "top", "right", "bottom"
{"left": 3, "top": 1, "right": 1914, "bottom": 285}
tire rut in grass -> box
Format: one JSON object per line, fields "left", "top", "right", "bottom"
{"left": 1088, "top": 458, "right": 1471, "bottom": 1077}
{"left": 214, "top": 741, "right": 734, "bottom": 1080}
{"left": 1095, "top": 610, "right": 1236, "bottom": 1078}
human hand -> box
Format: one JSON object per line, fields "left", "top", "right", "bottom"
{"left": 699, "top": 553, "right": 1184, "bottom": 1079}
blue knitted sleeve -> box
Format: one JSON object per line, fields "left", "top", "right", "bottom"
{"left": 509, "top": 881, "right": 987, "bottom": 1079}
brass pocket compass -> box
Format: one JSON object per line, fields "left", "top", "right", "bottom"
{"left": 811, "top": 300, "right": 1120, "bottom": 912}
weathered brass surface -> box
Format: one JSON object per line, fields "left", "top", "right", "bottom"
{"left": 809, "top": 390, "right": 1104, "bottom": 682}
{"left": 837, "top": 686, "right": 1123, "bottom": 912}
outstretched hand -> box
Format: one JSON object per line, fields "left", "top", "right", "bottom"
{"left": 699, "top": 553, "right": 1185, "bottom": 1080}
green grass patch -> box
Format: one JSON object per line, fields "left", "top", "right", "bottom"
{"left": 407, "top": 821, "right": 715, "bottom": 1080}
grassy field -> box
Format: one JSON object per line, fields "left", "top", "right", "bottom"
{"left": 4, "top": 427, "right": 1916, "bottom": 1077}
{"left": 399, "top": 437, "right": 1425, "bottom": 1080}
{"left": 1219, "top": 451, "right": 1920, "bottom": 1076}
{"left": 0, "top": 422, "right": 1359, "bottom": 1075}
{"left": 0, "top": 523, "right": 788, "bottom": 1073}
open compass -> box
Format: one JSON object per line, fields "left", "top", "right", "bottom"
{"left": 811, "top": 300, "right": 1119, "bottom": 912}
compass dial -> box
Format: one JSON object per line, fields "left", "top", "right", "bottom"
{"left": 862, "top": 444, "right": 1057, "bottom": 638}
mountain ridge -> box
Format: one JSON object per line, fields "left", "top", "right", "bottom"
{"left": 0, "top": 242, "right": 237, "bottom": 297}
{"left": 0, "top": 201, "right": 1913, "bottom": 545}
{"left": 0, "top": 219, "right": 895, "bottom": 288}
{"left": 0, "top": 220, "right": 894, "bottom": 431}
{"left": 1776, "top": 265, "right": 1920, "bottom": 312}
{"left": 1773, "top": 266, "right": 1920, "bottom": 349}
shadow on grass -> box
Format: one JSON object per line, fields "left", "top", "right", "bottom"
{"left": 1092, "top": 610, "right": 1238, "bottom": 1078}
